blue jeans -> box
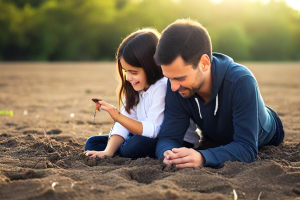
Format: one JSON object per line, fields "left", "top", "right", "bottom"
{"left": 84, "top": 134, "right": 157, "bottom": 158}
{"left": 265, "top": 106, "right": 285, "bottom": 146}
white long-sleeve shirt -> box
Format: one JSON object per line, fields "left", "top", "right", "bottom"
{"left": 109, "top": 77, "right": 200, "bottom": 147}
{"left": 109, "top": 77, "right": 168, "bottom": 139}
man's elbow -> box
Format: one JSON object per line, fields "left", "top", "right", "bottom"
{"left": 244, "top": 145, "right": 258, "bottom": 163}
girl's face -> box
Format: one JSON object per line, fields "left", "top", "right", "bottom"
{"left": 120, "top": 57, "right": 150, "bottom": 91}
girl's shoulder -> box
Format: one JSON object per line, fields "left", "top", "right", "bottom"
{"left": 149, "top": 77, "right": 168, "bottom": 91}
{"left": 141, "top": 77, "right": 167, "bottom": 97}
{"left": 154, "top": 76, "right": 168, "bottom": 87}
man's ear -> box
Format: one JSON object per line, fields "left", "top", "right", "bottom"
{"left": 199, "top": 54, "right": 210, "bottom": 72}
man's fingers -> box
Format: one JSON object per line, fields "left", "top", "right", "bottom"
{"left": 172, "top": 147, "right": 187, "bottom": 153}
{"left": 168, "top": 149, "right": 189, "bottom": 160}
{"left": 176, "top": 162, "right": 195, "bottom": 169}
{"left": 163, "top": 158, "right": 172, "bottom": 166}
{"left": 163, "top": 150, "right": 173, "bottom": 157}
{"left": 168, "top": 156, "right": 191, "bottom": 165}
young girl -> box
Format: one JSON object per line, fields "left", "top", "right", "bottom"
{"left": 85, "top": 28, "right": 199, "bottom": 159}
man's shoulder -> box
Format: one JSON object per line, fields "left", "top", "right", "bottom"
{"left": 224, "top": 62, "right": 256, "bottom": 84}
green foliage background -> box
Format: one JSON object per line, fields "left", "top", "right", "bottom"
{"left": 0, "top": 0, "right": 299, "bottom": 61}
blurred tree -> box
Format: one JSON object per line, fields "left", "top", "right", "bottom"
{"left": 244, "top": 0, "right": 295, "bottom": 60}
{"left": 0, "top": 0, "right": 299, "bottom": 61}
{"left": 212, "top": 23, "right": 251, "bottom": 61}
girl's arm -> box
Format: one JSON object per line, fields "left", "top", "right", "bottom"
{"left": 98, "top": 101, "right": 143, "bottom": 135}
{"left": 86, "top": 135, "right": 124, "bottom": 158}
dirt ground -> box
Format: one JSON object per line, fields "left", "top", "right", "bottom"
{"left": 0, "top": 62, "right": 300, "bottom": 200}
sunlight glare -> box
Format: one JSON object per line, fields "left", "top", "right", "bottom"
{"left": 211, "top": 0, "right": 300, "bottom": 11}
{"left": 286, "top": 0, "right": 300, "bottom": 11}
{"left": 212, "top": 0, "right": 222, "bottom": 3}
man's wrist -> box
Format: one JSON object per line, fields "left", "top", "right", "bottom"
{"left": 198, "top": 151, "right": 205, "bottom": 167}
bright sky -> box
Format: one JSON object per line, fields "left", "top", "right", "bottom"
{"left": 285, "top": 0, "right": 300, "bottom": 11}
{"left": 211, "top": 0, "right": 300, "bottom": 11}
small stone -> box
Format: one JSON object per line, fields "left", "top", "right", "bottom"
{"left": 1, "top": 133, "right": 9, "bottom": 137}
{"left": 47, "top": 145, "right": 55, "bottom": 153}
{"left": 49, "top": 153, "right": 61, "bottom": 163}
{"left": 47, "top": 129, "right": 62, "bottom": 135}
{"left": 25, "top": 134, "right": 36, "bottom": 140}
{"left": 56, "top": 160, "right": 66, "bottom": 168}
{"left": 46, "top": 161, "right": 53, "bottom": 168}
{"left": 15, "top": 167, "right": 22, "bottom": 172}
{"left": 35, "top": 162, "right": 47, "bottom": 169}
{"left": 79, "top": 153, "right": 87, "bottom": 160}
{"left": 293, "top": 186, "right": 300, "bottom": 195}
{"left": 5, "top": 123, "right": 18, "bottom": 127}
{"left": 165, "top": 190, "right": 179, "bottom": 199}
{"left": 23, "top": 130, "right": 38, "bottom": 134}
{"left": 87, "top": 159, "right": 97, "bottom": 166}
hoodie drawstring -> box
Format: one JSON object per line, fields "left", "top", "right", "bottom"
{"left": 194, "top": 93, "right": 218, "bottom": 119}
{"left": 194, "top": 98, "right": 202, "bottom": 119}
{"left": 214, "top": 94, "right": 218, "bottom": 116}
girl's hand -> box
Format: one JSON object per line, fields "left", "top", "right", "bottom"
{"left": 91, "top": 98, "right": 102, "bottom": 111}
{"left": 85, "top": 150, "right": 113, "bottom": 158}
{"left": 98, "top": 101, "right": 121, "bottom": 122}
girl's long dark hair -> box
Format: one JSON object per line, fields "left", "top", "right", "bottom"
{"left": 116, "top": 28, "right": 162, "bottom": 114}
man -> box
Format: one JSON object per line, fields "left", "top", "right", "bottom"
{"left": 154, "top": 19, "right": 284, "bottom": 168}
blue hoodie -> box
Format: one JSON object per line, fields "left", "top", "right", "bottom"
{"left": 156, "top": 53, "right": 279, "bottom": 167}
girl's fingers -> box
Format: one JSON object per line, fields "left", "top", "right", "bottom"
{"left": 99, "top": 101, "right": 115, "bottom": 109}
{"left": 99, "top": 105, "right": 109, "bottom": 111}
{"left": 99, "top": 101, "right": 109, "bottom": 106}
{"left": 95, "top": 104, "right": 101, "bottom": 110}
{"left": 85, "top": 151, "right": 96, "bottom": 156}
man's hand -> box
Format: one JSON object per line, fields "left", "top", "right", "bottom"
{"left": 163, "top": 147, "right": 205, "bottom": 168}
{"left": 85, "top": 150, "right": 113, "bottom": 158}
{"left": 163, "top": 150, "right": 175, "bottom": 166}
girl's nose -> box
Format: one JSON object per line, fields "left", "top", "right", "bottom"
{"left": 126, "top": 73, "right": 132, "bottom": 82}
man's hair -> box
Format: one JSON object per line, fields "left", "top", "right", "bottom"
{"left": 154, "top": 19, "right": 212, "bottom": 69}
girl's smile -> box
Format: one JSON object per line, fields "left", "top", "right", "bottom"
{"left": 120, "top": 57, "right": 150, "bottom": 91}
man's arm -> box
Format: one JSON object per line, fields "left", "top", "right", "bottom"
{"left": 156, "top": 81, "right": 191, "bottom": 158}
{"left": 165, "top": 76, "right": 260, "bottom": 168}
{"left": 199, "top": 75, "right": 259, "bottom": 167}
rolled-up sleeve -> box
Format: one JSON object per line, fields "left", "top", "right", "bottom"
{"left": 141, "top": 84, "right": 167, "bottom": 138}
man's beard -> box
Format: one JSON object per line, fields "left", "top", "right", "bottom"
{"left": 178, "top": 77, "right": 204, "bottom": 98}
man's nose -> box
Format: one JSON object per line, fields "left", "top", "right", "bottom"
{"left": 170, "top": 80, "right": 180, "bottom": 92}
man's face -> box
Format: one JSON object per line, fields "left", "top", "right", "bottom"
{"left": 162, "top": 56, "right": 204, "bottom": 98}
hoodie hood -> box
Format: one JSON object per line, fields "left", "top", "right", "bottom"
{"left": 193, "top": 53, "right": 233, "bottom": 118}
{"left": 209, "top": 52, "right": 233, "bottom": 102}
